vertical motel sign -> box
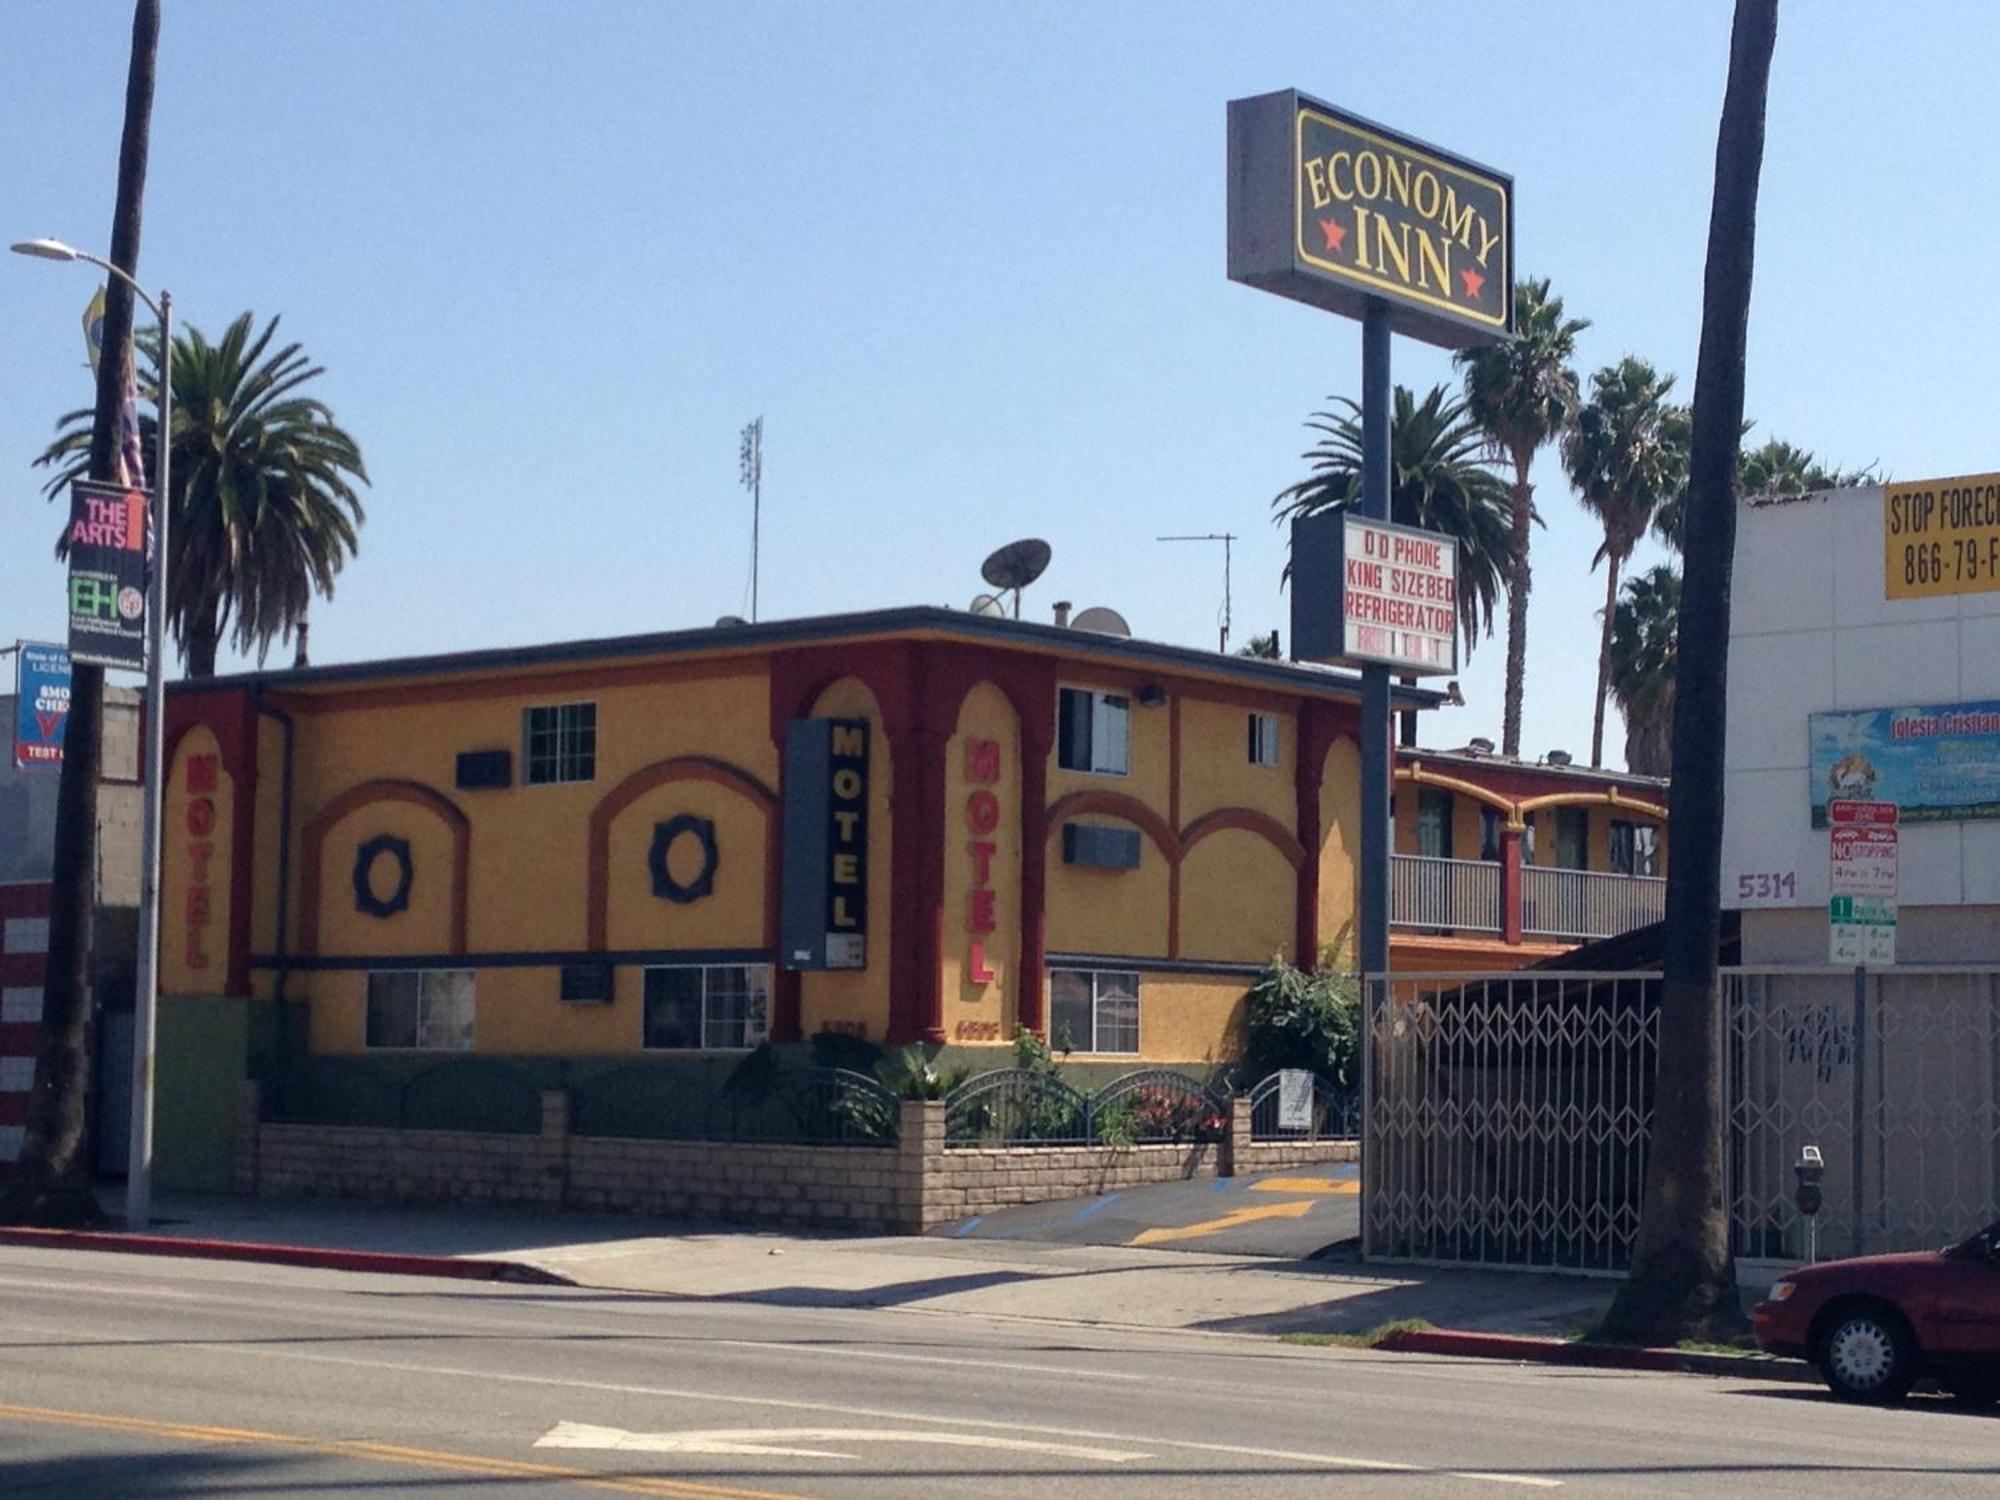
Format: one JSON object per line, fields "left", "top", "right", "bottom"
{"left": 1228, "top": 89, "right": 1512, "bottom": 1008}
{"left": 780, "top": 718, "right": 870, "bottom": 970}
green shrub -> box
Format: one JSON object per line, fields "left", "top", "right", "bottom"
{"left": 1240, "top": 945, "right": 1360, "bottom": 1087}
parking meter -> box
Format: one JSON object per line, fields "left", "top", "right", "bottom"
{"left": 1795, "top": 1145, "right": 1825, "bottom": 1262}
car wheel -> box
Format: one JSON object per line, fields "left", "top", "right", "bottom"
{"left": 1816, "top": 1305, "right": 1918, "bottom": 1403}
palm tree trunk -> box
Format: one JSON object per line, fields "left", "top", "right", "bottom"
{"left": 1600, "top": 0, "right": 1777, "bottom": 1346}
{"left": 1501, "top": 464, "right": 1534, "bottom": 758}
{"left": 1590, "top": 557, "right": 1621, "bottom": 768}
{"left": 184, "top": 595, "right": 221, "bottom": 680}
{"left": 1, "top": 0, "right": 160, "bottom": 1227}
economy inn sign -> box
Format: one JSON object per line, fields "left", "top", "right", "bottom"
{"left": 1228, "top": 90, "right": 1513, "bottom": 348}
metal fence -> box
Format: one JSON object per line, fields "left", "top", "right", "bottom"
{"left": 1521, "top": 866, "right": 1666, "bottom": 941}
{"left": 1245, "top": 1070, "right": 1361, "bottom": 1141}
{"left": 942, "top": 1068, "right": 1229, "bottom": 1147}
{"left": 1363, "top": 965, "right": 2000, "bottom": 1275}
{"left": 1390, "top": 855, "right": 1502, "bottom": 934}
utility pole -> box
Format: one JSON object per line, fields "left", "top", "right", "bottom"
{"left": 739, "top": 417, "right": 763, "bottom": 622}
{"left": 1157, "top": 532, "right": 1237, "bottom": 652}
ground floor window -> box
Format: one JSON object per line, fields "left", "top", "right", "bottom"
{"left": 1049, "top": 968, "right": 1139, "bottom": 1054}
{"left": 643, "top": 964, "right": 772, "bottom": 1051}
{"left": 365, "top": 970, "right": 475, "bottom": 1050}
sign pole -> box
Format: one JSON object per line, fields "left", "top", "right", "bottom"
{"left": 1359, "top": 296, "right": 1392, "bottom": 985}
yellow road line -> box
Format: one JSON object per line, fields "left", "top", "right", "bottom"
{"left": 1249, "top": 1176, "right": 1360, "bottom": 1195}
{"left": 1129, "top": 1198, "right": 1316, "bottom": 1246}
{"left": 0, "top": 1401, "right": 805, "bottom": 1499}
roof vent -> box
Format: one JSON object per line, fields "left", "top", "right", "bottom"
{"left": 1052, "top": 600, "right": 1072, "bottom": 628}
{"left": 1467, "top": 737, "right": 1495, "bottom": 755}
{"left": 1546, "top": 749, "right": 1573, "bottom": 767}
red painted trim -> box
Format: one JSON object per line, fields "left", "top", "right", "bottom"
{"left": 1043, "top": 790, "right": 1178, "bottom": 862}
{"left": 584, "top": 756, "right": 777, "bottom": 953}
{"left": 163, "top": 687, "right": 261, "bottom": 995}
{"left": 1179, "top": 807, "right": 1306, "bottom": 870}
{"left": 297, "top": 781, "right": 471, "bottom": 957}
{"left": 1293, "top": 704, "right": 1341, "bottom": 968}
{"left": 0, "top": 1227, "right": 571, "bottom": 1285}
{"left": 272, "top": 654, "right": 771, "bottom": 716}
{"left": 1500, "top": 827, "right": 1525, "bottom": 945}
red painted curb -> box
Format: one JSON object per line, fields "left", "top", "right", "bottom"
{"left": 0, "top": 1227, "right": 572, "bottom": 1286}
{"left": 1376, "top": 1327, "right": 1812, "bottom": 1382}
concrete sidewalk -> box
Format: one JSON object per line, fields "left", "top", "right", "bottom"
{"left": 97, "top": 1189, "right": 1615, "bottom": 1339}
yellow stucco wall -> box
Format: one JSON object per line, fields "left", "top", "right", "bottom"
{"left": 1044, "top": 825, "right": 1172, "bottom": 958}
{"left": 161, "top": 725, "right": 234, "bottom": 997}
{"left": 940, "top": 683, "right": 1022, "bottom": 1045}
{"left": 1178, "top": 829, "right": 1296, "bottom": 967}
{"left": 797, "top": 677, "right": 894, "bottom": 1041}
{"left": 1133, "top": 973, "right": 1251, "bottom": 1063}
{"left": 311, "top": 797, "right": 459, "bottom": 959}
{"left": 1176, "top": 697, "right": 1293, "bottom": 824}
{"left": 1317, "top": 738, "right": 1360, "bottom": 963}
{"left": 1046, "top": 675, "right": 1169, "bottom": 811}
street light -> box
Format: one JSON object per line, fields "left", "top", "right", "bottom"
{"left": 11, "top": 235, "right": 172, "bottom": 1229}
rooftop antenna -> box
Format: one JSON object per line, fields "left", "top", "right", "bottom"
{"left": 979, "top": 538, "right": 1052, "bottom": 619}
{"left": 1157, "top": 532, "right": 1236, "bottom": 651}
{"left": 739, "top": 417, "right": 763, "bottom": 622}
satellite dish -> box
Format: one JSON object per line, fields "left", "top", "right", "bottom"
{"left": 968, "top": 593, "right": 1007, "bottom": 618}
{"left": 714, "top": 614, "right": 748, "bottom": 628}
{"left": 980, "top": 538, "right": 1052, "bottom": 617}
{"left": 1070, "top": 606, "right": 1131, "bottom": 639}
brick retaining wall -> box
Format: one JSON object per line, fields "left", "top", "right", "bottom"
{"left": 232, "top": 1088, "right": 1359, "bottom": 1234}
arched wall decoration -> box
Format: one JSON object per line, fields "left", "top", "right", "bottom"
{"left": 1395, "top": 762, "right": 1668, "bottom": 832}
{"left": 648, "top": 814, "right": 719, "bottom": 904}
{"left": 1042, "top": 788, "right": 1306, "bottom": 959}
{"left": 351, "top": 834, "right": 414, "bottom": 918}
{"left": 298, "top": 779, "right": 471, "bottom": 956}
{"left": 585, "top": 754, "right": 777, "bottom": 950}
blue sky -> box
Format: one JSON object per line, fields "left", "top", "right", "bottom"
{"left": 7, "top": 2, "right": 1999, "bottom": 770}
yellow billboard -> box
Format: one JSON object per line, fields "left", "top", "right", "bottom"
{"left": 1884, "top": 472, "right": 2000, "bottom": 599}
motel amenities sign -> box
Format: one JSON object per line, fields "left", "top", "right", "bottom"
{"left": 1228, "top": 90, "right": 1513, "bottom": 349}
{"left": 1289, "top": 512, "right": 1461, "bottom": 675}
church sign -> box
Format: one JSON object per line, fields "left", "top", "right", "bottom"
{"left": 1228, "top": 90, "right": 1512, "bottom": 350}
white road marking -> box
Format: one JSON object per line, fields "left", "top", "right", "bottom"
{"left": 537, "top": 1420, "right": 1149, "bottom": 1463}
{"left": 707, "top": 1338, "right": 1147, "bottom": 1382}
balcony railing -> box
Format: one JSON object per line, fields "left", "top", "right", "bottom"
{"left": 1389, "top": 855, "right": 1666, "bottom": 944}
{"left": 1389, "top": 855, "right": 1503, "bottom": 934}
{"left": 1522, "top": 865, "right": 1666, "bottom": 941}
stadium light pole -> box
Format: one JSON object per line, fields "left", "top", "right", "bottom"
{"left": 12, "top": 236, "right": 173, "bottom": 1228}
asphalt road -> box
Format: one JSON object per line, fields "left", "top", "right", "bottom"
{"left": 0, "top": 1245, "right": 1995, "bottom": 1498}
{"left": 934, "top": 1165, "right": 1362, "bottom": 1254}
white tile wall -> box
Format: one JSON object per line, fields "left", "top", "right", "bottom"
{"left": 1725, "top": 631, "right": 1830, "bottom": 772}
{"left": 1834, "top": 620, "right": 1962, "bottom": 707}
{"left": 1, "top": 917, "right": 49, "bottom": 955}
{"left": 1960, "top": 614, "right": 2000, "bottom": 698}
{"left": 0, "top": 988, "right": 40, "bottom": 1023}
{"left": 0, "top": 1057, "right": 33, "bottom": 1092}
{"left": 1735, "top": 495, "right": 1836, "bottom": 636}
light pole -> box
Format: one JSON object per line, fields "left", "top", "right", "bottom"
{"left": 12, "top": 236, "right": 172, "bottom": 1229}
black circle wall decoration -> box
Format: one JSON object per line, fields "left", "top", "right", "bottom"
{"left": 352, "top": 834, "right": 413, "bottom": 919}
{"left": 649, "top": 814, "right": 718, "bottom": 904}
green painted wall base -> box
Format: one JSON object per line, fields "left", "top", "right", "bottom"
{"left": 156, "top": 994, "right": 254, "bottom": 1192}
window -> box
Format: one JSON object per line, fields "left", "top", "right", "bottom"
{"left": 643, "top": 964, "right": 772, "bottom": 1051}
{"left": 523, "top": 701, "right": 596, "bottom": 785}
{"left": 1522, "top": 812, "right": 1537, "bottom": 866}
{"left": 1610, "top": 820, "right": 1660, "bottom": 877}
{"left": 1048, "top": 968, "right": 1139, "bottom": 1054}
{"left": 1555, "top": 807, "right": 1590, "bottom": 871}
{"left": 1057, "top": 687, "right": 1130, "bottom": 775}
{"left": 1479, "top": 806, "right": 1503, "bottom": 863}
{"left": 366, "top": 970, "right": 475, "bottom": 1050}
{"left": 1247, "top": 712, "right": 1280, "bottom": 768}
{"left": 1416, "top": 789, "right": 1454, "bottom": 860}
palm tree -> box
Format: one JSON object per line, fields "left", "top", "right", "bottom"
{"left": 38, "top": 312, "right": 369, "bottom": 678}
{"left": 1562, "top": 358, "right": 1690, "bottom": 767}
{"left": 1608, "top": 564, "right": 1679, "bottom": 777}
{"left": 1455, "top": 278, "right": 1589, "bottom": 758}
{"left": 1273, "top": 384, "right": 1512, "bottom": 745}
{"left": 1236, "top": 630, "right": 1282, "bottom": 659}
{"left": 3, "top": 0, "right": 158, "bottom": 1229}
{"left": 1600, "top": 0, "right": 1779, "bottom": 1348}
{"left": 1654, "top": 436, "right": 1875, "bottom": 549}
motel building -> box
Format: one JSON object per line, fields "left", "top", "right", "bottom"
{"left": 146, "top": 605, "right": 1668, "bottom": 1186}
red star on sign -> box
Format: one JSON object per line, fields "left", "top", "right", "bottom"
{"left": 1458, "top": 266, "right": 1487, "bottom": 300}
{"left": 1318, "top": 217, "right": 1348, "bottom": 253}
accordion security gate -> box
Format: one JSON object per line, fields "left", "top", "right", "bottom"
{"left": 1362, "top": 967, "right": 2000, "bottom": 1274}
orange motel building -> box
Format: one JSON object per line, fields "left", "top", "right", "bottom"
{"left": 156, "top": 607, "right": 1665, "bottom": 1075}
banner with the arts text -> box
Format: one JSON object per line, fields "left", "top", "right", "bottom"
{"left": 66, "top": 477, "right": 149, "bottom": 670}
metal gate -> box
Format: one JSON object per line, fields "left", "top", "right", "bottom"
{"left": 1363, "top": 966, "right": 2000, "bottom": 1274}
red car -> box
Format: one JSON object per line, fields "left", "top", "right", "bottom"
{"left": 1753, "top": 1216, "right": 2000, "bottom": 1403}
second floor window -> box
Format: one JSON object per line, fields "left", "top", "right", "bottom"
{"left": 524, "top": 701, "right": 596, "bottom": 784}
{"left": 1247, "top": 712, "right": 1280, "bottom": 767}
{"left": 1610, "top": 820, "right": 1660, "bottom": 877}
{"left": 1057, "top": 687, "right": 1129, "bottom": 775}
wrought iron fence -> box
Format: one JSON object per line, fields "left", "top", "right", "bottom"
{"left": 569, "top": 1064, "right": 898, "bottom": 1145}
{"left": 1390, "top": 855, "right": 1503, "bottom": 934}
{"left": 271, "top": 1056, "right": 548, "bottom": 1134}
{"left": 1363, "top": 970, "right": 1661, "bottom": 1274}
{"left": 1245, "top": 1070, "right": 1360, "bottom": 1141}
{"left": 1521, "top": 866, "right": 1666, "bottom": 941}
{"left": 942, "top": 1068, "right": 1228, "bottom": 1147}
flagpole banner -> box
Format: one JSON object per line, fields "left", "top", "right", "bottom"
{"left": 12, "top": 643, "right": 72, "bottom": 769}
{"left": 66, "top": 478, "right": 150, "bottom": 670}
